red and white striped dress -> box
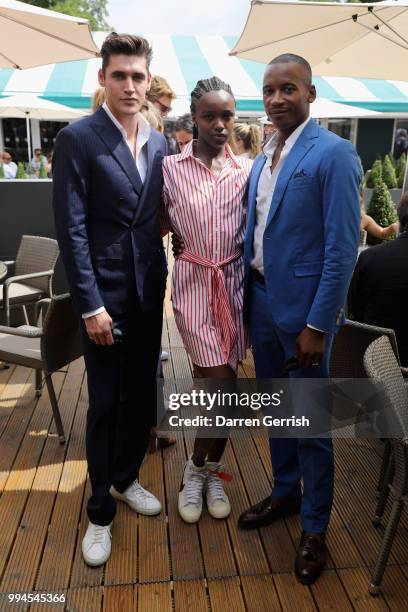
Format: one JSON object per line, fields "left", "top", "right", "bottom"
{"left": 162, "top": 142, "right": 252, "bottom": 370}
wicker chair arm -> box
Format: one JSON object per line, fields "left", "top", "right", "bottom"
{"left": 2, "top": 271, "right": 54, "bottom": 324}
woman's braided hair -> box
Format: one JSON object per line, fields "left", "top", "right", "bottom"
{"left": 190, "top": 76, "right": 235, "bottom": 114}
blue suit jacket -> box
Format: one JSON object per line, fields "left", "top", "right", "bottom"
{"left": 52, "top": 106, "right": 167, "bottom": 316}
{"left": 244, "top": 119, "right": 361, "bottom": 334}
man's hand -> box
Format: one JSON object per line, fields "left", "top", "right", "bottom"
{"left": 84, "top": 311, "right": 113, "bottom": 346}
{"left": 296, "top": 327, "right": 326, "bottom": 369}
{"left": 171, "top": 231, "right": 185, "bottom": 258}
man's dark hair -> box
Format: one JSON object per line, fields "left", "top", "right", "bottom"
{"left": 174, "top": 113, "right": 194, "bottom": 135}
{"left": 190, "top": 76, "right": 235, "bottom": 114}
{"left": 100, "top": 32, "right": 153, "bottom": 73}
{"left": 398, "top": 191, "right": 408, "bottom": 233}
{"left": 34, "top": 148, "right": 42, "bottom": 155}
{"left": 269, "top": 53, "right": 312, "bottom": 86}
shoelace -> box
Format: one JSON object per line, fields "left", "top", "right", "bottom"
{"left": 184, "top": 471, "right": 207, "bottom": 505}
{"left": 92, "top": 525, "right": 110, "bottom": 544}
{"left": 207, "top": 470, "right": 228, "bottom": 502}
{"left": 129, "top": 481, "right": 152, "bottom": 500}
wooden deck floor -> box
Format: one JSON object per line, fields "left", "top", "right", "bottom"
{"left": 1, "top": 263, "right": 408, "bottom": 610}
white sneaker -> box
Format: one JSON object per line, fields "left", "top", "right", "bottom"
{"left": 178, "top": 458, "right": 207, "bottom": 523}
{"left": 82, "top": 521, "right": 112, "bottom": 566}
{"left": 110, "top": 480, "right": 162, "bottom": 515}
{"left": 161, "top": 350, "right": 169, "bottom": 361}
{"left": 206, "top": 462, "right": 231, "bottom": 519}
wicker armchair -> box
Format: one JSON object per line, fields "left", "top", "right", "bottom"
{"left": 363, "top": 335, "right": 408, "bottom": 595}
{"left": 0, "top": 235, "right": 59, "bottom": 325}
{"left": 330, "top": 320, "right": 406, "bottom": 493}
{"left": 0, "top": 294, "right": 83, "bottom": 444}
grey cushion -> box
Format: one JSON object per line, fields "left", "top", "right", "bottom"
{"left": 0, "top": 333, "right": 42, "bottom": 367}
{"left": 0, "top": 282, "right": 43, "bottom": 306}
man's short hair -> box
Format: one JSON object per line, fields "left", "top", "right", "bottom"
{"left": 269, "top": 53, "right": 312, "bottom": 86}
{"left": 100, "top": 32, "right": 153, "bottom": 73}
{"left": 34, "top": 148, "right": 42, "bottom": 154}
{"left": 398, "top": 191, "right": 408, "bottom": 233}
{"left": 147, "top": 75, "right": 176, "bottom": 102}
{"left": 174, "top": 113, "right": 194, "bottom": 135}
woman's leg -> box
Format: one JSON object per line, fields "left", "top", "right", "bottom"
{"left": 191, "top": 363, "right": 236, "bottom": 465}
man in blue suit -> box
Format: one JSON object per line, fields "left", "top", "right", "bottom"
{"left": 52, "top": 33, "right": 167, "bottom": 566}
{"left": 238, "top": 54, "right": 361, "bottom": 584}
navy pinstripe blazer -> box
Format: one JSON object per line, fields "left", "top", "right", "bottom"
{"left": 52, "top": 106, "right": 167, "bottom": 316}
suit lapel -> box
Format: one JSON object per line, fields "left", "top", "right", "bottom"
{"left": 90, "top": 107, "right": 143, "bottom": 195}
{"left": 265, "top": 120, "right": 318, "bottom": 230}
{"left": 246, "top": 155, "right": 267, "bottom": 240}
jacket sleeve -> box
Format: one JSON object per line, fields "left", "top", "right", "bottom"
{"left": 52, "top": 127, "right": 104, "bottom": 315}
{"left": 306, "top": 139, "right": 361, "bottom": 333}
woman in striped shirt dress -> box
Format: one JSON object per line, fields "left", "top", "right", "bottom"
{"left": 162, "top": 77, "right": 252, "bottom": 523}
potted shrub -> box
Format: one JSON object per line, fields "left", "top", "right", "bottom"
{"left": 38, "top": 158, "right": 48, "bottom": 179}
{"left": 16, "top": 161, "right": 28, "bottom": 179}
{"left": 396, "top": 152, "right": 406, "bottom": 189}
{"left": 366, "top": 159, "right": 382, "bottom": 188}
{"left": 382, "top": 154, "right": 398, "bottom": 189}
{"left": 0, "top": 164, "right": 5, "bottom": 179}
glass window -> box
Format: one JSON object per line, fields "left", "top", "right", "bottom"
{"left": 328, "top": 119, "right": 351, "bottom": 141}
{"left": 39, "top": 121, "right": 68, "bottom": 155}
{"left": 2, "top": 118, "right": 30, "bottom": 162}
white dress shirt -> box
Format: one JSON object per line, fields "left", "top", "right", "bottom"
{"left": 251, "top": 116, "right": 311, "bottom": 275}
{"left": 82, "top": 104, "right": 151, "bottom": 319}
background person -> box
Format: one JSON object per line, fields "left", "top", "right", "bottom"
{"left": 29, "top": 148, "right": 47, "bottom": 174}
{"left": 147, "top": 75, "right": 177, "bottom": 153}
{"left": 173, "top": 113, "right": 193, "bottom": 152}
{"left": 349, "top": 192, "right": 408, "bottom": 366}
{"left": 162, "top": 77, "right": 252, "bottom": 524}
{"left": 1, "top": 148, "right": 18, "bottom": 178}
{"left": 233, "top": 123, "right": 261, "bottom": 159}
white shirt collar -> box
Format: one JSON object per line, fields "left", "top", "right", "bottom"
{"left": 102, "top": 101, "right": 151, "bottom": 147}
{"left": 263, "top": 116, "right": 312, "bottom": 160}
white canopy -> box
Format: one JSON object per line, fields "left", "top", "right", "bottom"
{"left": 230, "top": 0, "right": 408, "bottom": 81}
{"left": 0, "top": 0, "right": 99, "bottom": 69}
{"left": 0, "top": 94, "right": 85, "bottom": 159}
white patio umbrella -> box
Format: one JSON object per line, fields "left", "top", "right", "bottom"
{"left": 230, "top": 0, "right": 408, "bottom": 81}
{"left": 0, "top": 94, "right": 85, "bottom": 160}
{"left": 0, "top": 0, "right": 99, "bottom": 69}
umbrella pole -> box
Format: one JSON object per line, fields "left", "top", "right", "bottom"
{"left": 25, "top": 113, "right": 31, "bottom": 164}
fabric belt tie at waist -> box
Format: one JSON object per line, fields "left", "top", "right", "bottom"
{"left": 178, "top": 249, "right": 240, "bottom": 362}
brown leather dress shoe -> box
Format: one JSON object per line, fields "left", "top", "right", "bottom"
{"left": 238, "top": 495, "right": 301, "bottom": 530}
{"left": 295, "top": 531, "right": 327, "bottom": 585}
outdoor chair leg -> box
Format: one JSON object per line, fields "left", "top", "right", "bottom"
{"left": 44, "top": 373, "right": 65, "bottom": 444}
{"left": 373, "top": 453, "right": 395, "bottom": 526}
{"left": 35, "top": 369, "right": 42, "bottom": 397}
{"left": 376, "top": 441, "right": 392, "bottom": 496}
{"left": 369, "top": 498, "right": 404, "bottom": 595}
{"left": 22, "top": 305, "right": 30, "bottom": 325}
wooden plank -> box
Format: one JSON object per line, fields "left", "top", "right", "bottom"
{"left": 104, "top": 501, "right": 138, "bottom": 586}
{"left": 273, "top": 573, "right": 317, "bottom": 611}
{"left": 66, "top": 587, "right": 103, "bottom": 612}
{"left": 337, "top": 567, "right": 389, "bottom": 611}
{"left": 0, "top": 365, "right": 32, "bottom": 439}
{"left": 240, "top": 575, "right": 282, "bottom": 612}
{"left": 35, "top": 375, "right": 88, "bottom": 590}
{"left": 231, "top": 431, "right": 296, "bottom": 573}
{"left": 137, "top": 452, "right": 170, "bottom": 584}
{"left": 163, "top": 435, "right": 204, "bottom": 580}
{"left": 0, "top": 360, "right": 84, "bottom": 593}
{"left": 103, "top": 585, "right": 136, "bottom": 611}
{"left": 138, "top": 582, "right": 172, "bottom": 612}
{"left": 0, "top": 371, "right": 65, "bottom": 580}
{"left": 208, "top": 577, "right": 245, "bottom": 611}
{"left": 0, "top": 364, "right": 15, "bottom": 397}
{"left": 173, "top": 579, "right": 208, "bottom": 612}
{"left": 221, "top": 442, "right": 270, "bottom": 577}
{"left": 310, "top": 569, "right": 353, "bottom": 611}
{"left": 378, "top": 565, "right": 408, "bottom": 612}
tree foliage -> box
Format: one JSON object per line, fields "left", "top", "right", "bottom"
{"left": 23, "top": 0, "right": 110, "bottom": 30}
{"left": 366, "top": 159, "right": 383, "bottom": 189}
{"left": 382, "top": 154, "right": 398, "bottom": 189}
{"left": 367, "top": 180, "right": 398, "bottom": 244}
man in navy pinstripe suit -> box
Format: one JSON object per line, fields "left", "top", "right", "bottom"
{"left": 52, "top": 33, "right": 167, "bottom": 566}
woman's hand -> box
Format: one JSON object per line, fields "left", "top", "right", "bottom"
{"left": 171, "top": 231, "right": 185, "bottom": 257}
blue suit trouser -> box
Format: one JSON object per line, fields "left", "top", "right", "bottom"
{"left": 249, "top": 279, "right": 334, "bottom": 533}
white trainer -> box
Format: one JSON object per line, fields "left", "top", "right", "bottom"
{"left": 82, "top": 521, "right": 112, "bottom": 566}
{"left": 110, "top": 480, "right": 162, "bottom": 515}
{"left": 161, "top": 350, "right": 169, "bottom": 361}
{"left": 178, "top": 458, "right": 207, "bottom": 523}
{"left": 206, "top": 462, "right": 231, "bottom": 519}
